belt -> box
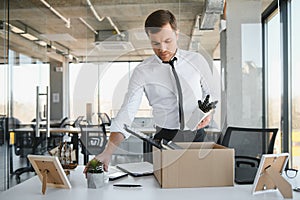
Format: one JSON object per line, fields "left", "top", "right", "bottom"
{"left": 154, "top": 127, "right": 206, "bottom": 143}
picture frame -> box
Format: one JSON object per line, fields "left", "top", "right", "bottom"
{"left": 28, "top": 154, "right": 71, "bottom": 194}
{"left": 252, "top": 153, "right": 292, "bottom": 198}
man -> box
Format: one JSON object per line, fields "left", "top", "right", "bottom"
{"left": 85, "top": 9, "right": 216, "bottom": 172}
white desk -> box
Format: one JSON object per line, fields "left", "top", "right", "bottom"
{"left": 0, "top": 166, "right": 299, "bottom": 200}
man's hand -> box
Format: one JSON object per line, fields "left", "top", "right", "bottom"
{"left": 83, "top": 132, "right": 125, "bottom": 177}
{"left": 198, "top": 95, "right": 218, "bottom": 113}
{"left": 94, "top": 152, "right": 111, "bottom": 172}
{"left": 83, "top": 151, "right": 112, "bottom": 178}
{"left": 196, "top": 114, "right": 211, "bottom": 129}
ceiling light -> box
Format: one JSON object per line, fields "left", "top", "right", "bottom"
{"left": 51, "top": 45, "right": 57, "bottom": 50}
{"left": 35, "top": 40, "right": 47, "bottom": 46}
{"left": 10, "top": 25, "right": 25, "bottom": 34}
{"left": 20, "top": 33, "right": 38, "bottom": 41}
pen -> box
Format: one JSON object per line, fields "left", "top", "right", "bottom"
{"left": 113, "top": 184, "right": 142, "bottom": 188}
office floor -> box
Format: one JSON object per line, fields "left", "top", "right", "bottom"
{"left": 0, "top": 142, "right": 143, "bottom": 191}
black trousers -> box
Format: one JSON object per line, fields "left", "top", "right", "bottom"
{"left": 143, "top": 128, "right": 206, "bottom": 163}
{"left": 153, "top": 127, "right": 206, "bottom": 143}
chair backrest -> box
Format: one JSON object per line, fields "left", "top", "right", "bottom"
{"left": 79, "top": 124, "right": 108, "bottom": 163}
{"left": 3, "top": 117, "right": 21, "bottom": 130}
{"left": 98, "top": 113, "right": 111, "bottom": 126}
{"left": 51, "top": 117, "right": 69, "bottom": 128}
{"left": 221, "top": 126, "right": 278, "bottom": 158}
{"left": 73, "top": 116, "right": 84, "bottom": 127}
{"left": 14, "top": 128, "right": 36, "bottom": 157}
{"left": 221, "top": 126, "right": 278, "bottom": 184}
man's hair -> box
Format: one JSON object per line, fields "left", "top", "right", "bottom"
{"left": 144, "top": 10, "right": 177, "bottom": 35}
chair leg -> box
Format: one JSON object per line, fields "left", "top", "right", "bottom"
{"left": 13, "top": 166, "right": 34, "bottom": 184}
{"left": 84, "top": 154, "right": 89, "bottom": 165}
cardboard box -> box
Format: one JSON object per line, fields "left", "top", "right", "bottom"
{"left": 153, "top": 142, "right": 234, "bottom": 188}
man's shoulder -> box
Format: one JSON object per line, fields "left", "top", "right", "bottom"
{"left": 178, "top": 49, "right": 202, "bottom": 57}
{"left": 142, "top": 55, "right": 157, "bottom": 64}
{"left": 178, "top": 49, "right": 209, "bottom": 63}
{"left": 136, "top": 55, "right": 159, "bottom": 68}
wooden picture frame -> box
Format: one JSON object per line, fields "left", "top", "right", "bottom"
{"left": 252, "top": 153, "right": 292, "bottom": 198}
{"left": 28, "top": 155, "right": 71, "bottom": 194}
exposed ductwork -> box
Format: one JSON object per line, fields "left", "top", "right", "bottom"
{"left": 94, "top": 30, "right": 133, "bottom": 51}
{"left": 199, "top": 0, "right": 224, "bottom": 30}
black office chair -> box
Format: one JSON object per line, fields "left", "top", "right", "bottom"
{"left": 79, "top": 114, "right": 110, "bottom": 165}
{"left": 13, "top": 122, "right": 49, "bottom": 183}
{"left": 98, "top": 112, "right": 111, "bottom": 126}
{"left": 14, "top": 117, "right": 59, "bottom": 183}
{"left": 62, "top": 116, "right": 84, "bottom": 128}
{"left": 47, "top": 117, "right": 69, "bottom": 149}
{"left": 221, "top": 126, "right": 278, "bottom": 184}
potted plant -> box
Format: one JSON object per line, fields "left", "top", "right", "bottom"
{"left": 86, "top": 159, "right": 104, "bottom": 189}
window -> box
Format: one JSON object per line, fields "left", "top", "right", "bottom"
{"left": 69, "top": 61, "right": 151, "bottom": 122}
{"left": 264, "top": 9, "right": 282, "bottom": 154}
{"left": 11, "top": 52, "right": 49, "bottom": 123}
{"left": 291, "top": 0, "right": 300, "bottom": 169}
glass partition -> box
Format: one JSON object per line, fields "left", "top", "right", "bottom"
{"left": 0, "top": 1, "right": 51, "bottom": 190}
{"left": 10, "top": 51, "right": 49, "bottom": 123}
{"left": 291, "top": 0, "right": 300, "bottom": 169}
{"left": 263, "top": 0, "right": 300, "bottom": 169}
{"left": 0, "top": 0, "right": 8, "bottom": 191}
{"left": 264, "top": 10, "right": 281, "bottom": 154}
{"left": 69, "top": 61, "right": 144, "bottom": 122}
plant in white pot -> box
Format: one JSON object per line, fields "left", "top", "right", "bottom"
{"left": 86, "top": 159, "right": 104, "bottom": 189}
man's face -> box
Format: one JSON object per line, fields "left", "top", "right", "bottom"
{"left": 148, "top": 23, "right": 178, "bottom": 62}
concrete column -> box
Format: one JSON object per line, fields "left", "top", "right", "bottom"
{"left": 221, "top": 0, "right": 262, "bottom": 128}
{"left": 50, "top": 60, "right": 64, "bottom": 120}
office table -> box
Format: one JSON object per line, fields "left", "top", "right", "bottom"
{"left": 0, "top": 166, "right": 298, "bottom": 200}
{"left": 12, "top": 126, "right": 154, "bottom": 166}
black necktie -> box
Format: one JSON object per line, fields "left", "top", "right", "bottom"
{"left": 163, "top": 57, "right": 185, "bottom": 130}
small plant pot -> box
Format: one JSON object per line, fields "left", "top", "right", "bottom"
{"left": 87, "top": 173, "right": 104, "bottom": 189}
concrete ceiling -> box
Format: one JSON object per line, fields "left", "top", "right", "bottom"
{"left": 0, "top": 0, "right": 272, "bottom": 63}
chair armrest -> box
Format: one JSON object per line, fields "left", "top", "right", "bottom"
{"left": 235, "top": 156, "right": 260, "bottom": 168}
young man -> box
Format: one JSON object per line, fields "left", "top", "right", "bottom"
{"left": 85, "top": 9, "right": 216, "bottom": 172}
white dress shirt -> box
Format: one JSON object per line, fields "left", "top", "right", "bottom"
{"left": 110, "top": 49, "right": 215, "bottom": 138}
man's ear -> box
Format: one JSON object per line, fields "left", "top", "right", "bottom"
{"left": 175, "top": 29, "right": 179, "bottom": 40}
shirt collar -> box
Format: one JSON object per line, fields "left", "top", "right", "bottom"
{"left": 153, "top": 48, "right": 180, "bottom": 64}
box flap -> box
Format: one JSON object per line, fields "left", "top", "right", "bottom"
{"left": 177, "top": 142, "right": 215, "bottom": 149}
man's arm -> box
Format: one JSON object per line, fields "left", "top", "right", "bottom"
{"left": 84, "top": 132, "right": 125, "bottom": 174}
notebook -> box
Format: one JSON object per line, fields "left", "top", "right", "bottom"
{"left": 186, "top": 108, "right": 214, "bottom": 130}
{"left": 116, "top": 162, "right": 153, "bottom": 177}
